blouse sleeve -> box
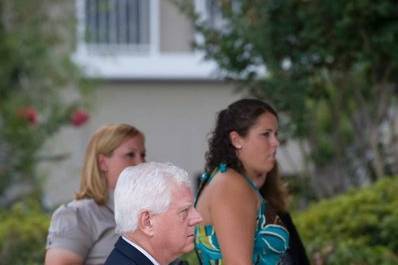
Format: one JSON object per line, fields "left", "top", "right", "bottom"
{"left": 46, "top": 203, "right": 94, "bottom": 259}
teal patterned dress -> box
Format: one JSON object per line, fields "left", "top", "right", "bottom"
{"left": 195, "top": 165, "right": 289, "bottom": 265}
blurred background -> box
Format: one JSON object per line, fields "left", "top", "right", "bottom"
{"left": 0, "top": 0, "right": 397, "bottom": 264}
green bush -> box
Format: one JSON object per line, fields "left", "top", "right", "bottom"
{"left": 295, "top": 176, "right": 398, "bottom": 264}
{"left": 0, "top": 199, "right": 50, "bottom": 265}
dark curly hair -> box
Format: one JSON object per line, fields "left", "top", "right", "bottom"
{"left": 204, "top": 98, "right": 288, "bottom": 212}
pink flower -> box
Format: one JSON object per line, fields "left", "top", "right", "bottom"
{"left": 70, "top": 109, "right": 89, "bottom": 127}
{"left": 18, "top": 106, "right": 38, "bottom": 125}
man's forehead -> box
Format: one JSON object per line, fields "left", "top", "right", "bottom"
{"left": 170, "top": 184, "right": 193, "bottom": 205}
{"left": 171, "top": 182, "right": 192, "bottom": 194}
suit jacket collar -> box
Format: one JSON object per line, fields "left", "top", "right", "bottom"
{"left": 115, "top": 237, "right": 155, "bottom": 265}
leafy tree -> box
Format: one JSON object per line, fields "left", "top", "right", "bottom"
{"left": 0, "top": 0, "right": 90, "bottom": 206}
{"left": 177, "top": 0, "right": 398, "bottom": 198}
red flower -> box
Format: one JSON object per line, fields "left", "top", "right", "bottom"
{"left": 18, "top": 106, "right": 38, "bottom": 125}
{"left": 70, "top": 109, "right": 89, "bottom": 127}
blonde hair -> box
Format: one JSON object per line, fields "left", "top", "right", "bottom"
{"left": 75, "top": 123, "right": 144, "bottom": 205}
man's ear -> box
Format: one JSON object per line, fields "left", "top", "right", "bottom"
{"left": 98, "top": 154, "right": 108, "bottom": 171}
{"left": 137, "top": 210, "right": 154, "bottom": 236}
{"left": 229, "top": 131, "right": 243, "bottom": 150}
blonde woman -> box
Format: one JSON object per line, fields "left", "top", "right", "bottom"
{"left": 45, "top": 123, "right": 146, "bottom": 265}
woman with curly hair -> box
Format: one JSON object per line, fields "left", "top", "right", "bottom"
{"left": 195, "top": 98, "right": 303, "bottom": 265}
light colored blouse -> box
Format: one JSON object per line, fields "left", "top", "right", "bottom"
{"left": 46, "top": 192, "right": 117, "bottom": 265}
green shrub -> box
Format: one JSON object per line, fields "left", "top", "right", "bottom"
{"left": 0, "top": 199, "right": 50, "bottom": 265}
{"left": 295, "top": 176, "right": 398, "bottom": 264}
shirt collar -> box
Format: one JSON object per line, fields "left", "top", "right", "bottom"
{"left": 121, "top": 236, "right": 160, "bottom": 265}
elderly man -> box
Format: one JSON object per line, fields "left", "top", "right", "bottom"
{"left": 104, "top": 162, "right": 202, "bottom": 265}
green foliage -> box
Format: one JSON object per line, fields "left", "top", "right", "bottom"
{"left": 179, "top": 0, "right": 398, "bottom": 196}
{"left": 0, "top": 199, "right": 50, "bottom": 265}
{"left": 294, "top": 176, "right": 398, "bottom": 264}
{"left": 0, "top": 0, "right": 89, "bottom": 204}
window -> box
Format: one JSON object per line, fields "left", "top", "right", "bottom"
{"left": 74, "top": 0, "right": 217, "bottom": 79}
{"left": 83, "top": 0, "right": 151, "bottom": 54}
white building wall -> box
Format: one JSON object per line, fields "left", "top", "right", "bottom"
{"left": 42, "top": 82, "right": 242, "bottom": 207}
{"left": 41, "top": 81, "right": 306, "bottom": 207}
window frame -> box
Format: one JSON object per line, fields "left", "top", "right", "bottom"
{"left": 83, "top": 0, "right": 152, "bottom": 53}
{"left": 73, "top": 0, "right": 217, "bottom": 80}
{"left": 76, "top": 0, "right": 159, "bottom": 55}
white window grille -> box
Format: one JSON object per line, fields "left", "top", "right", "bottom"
{"left": 83, "top": 0, "right": 151, "bottom": 54}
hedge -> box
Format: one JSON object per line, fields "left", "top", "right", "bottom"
{"left": 294, "top": 176, "right": 398, "bottom": 264}
{"left": 0, "top": 200, "right": 50, "bottom": 265}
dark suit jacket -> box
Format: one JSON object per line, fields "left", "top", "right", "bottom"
{"left": 104, "top": 237, "right": 155, "bottom": 265}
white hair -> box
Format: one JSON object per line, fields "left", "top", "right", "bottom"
{"left": 114, "top": 161, "right": 192, "bottom": 235}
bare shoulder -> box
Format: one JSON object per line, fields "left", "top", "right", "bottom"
{"left": 208, "top": 168, "right": 257, "bottom": 205}
{"left": 196, "top": 168, "right": 258, "bottom": 224}
{"left": 206, "top": 168, "right": 259, "bottom": 263}
{"left": 211, "top": 168, "right": 254, "bottom": 194}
